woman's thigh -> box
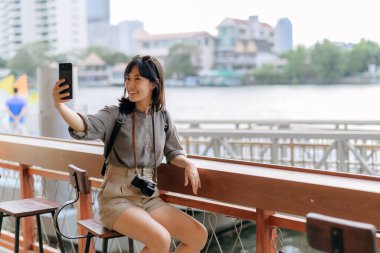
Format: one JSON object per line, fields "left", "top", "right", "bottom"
{"left": 149, "top": 205, "right": 207, "bottom": 244}
{"left": 112, "top": 206, "right": 171, "bottom": 247}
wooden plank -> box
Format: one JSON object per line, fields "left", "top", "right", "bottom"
{"left": 0, "top": 134, "right": 104, "bottom": 178}
{"left": 0, "top": 161, "right": 19, "bottom": 171}
{"left": 161, "top": 192, "right": 256, "bottom": 221}
{"left": 256, "top": 209, "right": 275, "bottom": 253}
{"left": 19, "top": 164, "right": 34, "bottom": 252}
{"left": 78, "top": 188, "right": 94, "bottom": 253}
{"left": 270, "top": 214, "right": 306, "bottom": 232}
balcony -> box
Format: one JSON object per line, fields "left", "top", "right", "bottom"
{"left": 1, "top": 133, "right": 380, "bottom": 252}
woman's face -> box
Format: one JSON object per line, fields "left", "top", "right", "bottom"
{"left": 125, "top": 65, "right": 155, "bottom": 105}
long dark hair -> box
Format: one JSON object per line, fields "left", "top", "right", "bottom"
{"left": 118, "top": 55, "right": 165, "bottom": 114}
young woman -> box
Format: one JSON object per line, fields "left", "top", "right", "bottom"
{"left": 52, "top": 55, "right": 208, "bottom": 253}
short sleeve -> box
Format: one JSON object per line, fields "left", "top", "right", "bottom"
{"left": 69, "top": 105, "right": 118, "bottom": 141}
{"left": 164, "top": 111, "right": 186, "bottom": 162}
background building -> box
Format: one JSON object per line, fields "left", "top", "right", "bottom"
{"left": 86, "top": 0, "right": 109, "bottom": 23}
{"left": 215, "top": 16, "right": 281, "bottom": 73}
{"left": 0, "top": 0, "right": 88, "bottom": 59}
{"left": 117, "top": 20, "right": 144, "bottom": 56}
{"left": 274, "top": 18, "right": 293, "bottom": 53}
{"left": 135, "top": 31, "right": 215, "bottom": 72}
{"left": 86, "top": 0, "right": 143, "bottom": 56}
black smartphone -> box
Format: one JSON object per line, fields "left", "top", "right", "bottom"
{"left": 59, "top": 63, "right": 73, "bottom": 99}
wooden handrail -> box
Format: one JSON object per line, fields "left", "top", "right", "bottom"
{"left": 1, "top": 133, "right": 380, "bottom": 252}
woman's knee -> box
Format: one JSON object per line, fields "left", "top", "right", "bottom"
{"left": 196, "top": 223, "right": 208, "bottom": 249}
{"left": 187, "top": 222, "right": 208, "bottom": 250}
{"left": 146, "top": 229, "right": 171, "bottom": 253}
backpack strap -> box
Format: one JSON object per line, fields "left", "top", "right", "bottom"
{"left": 101, "top": 109, "right": 125, "bottom": 176}
{"left": 101, "top": 109, "right": 169, "bottom": 176}
{"left": 162, "top": 110, "right": 169, "bottom": 133}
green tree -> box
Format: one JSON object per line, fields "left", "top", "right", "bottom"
{"left": 165, "top": 44, "right": 198, "bottom": 79}
{"left": 103, "top": 52, "right": 129, "bottom": 65}
{"left": 346, "top": 39, "right": 380, "bottom": 75}
{"left": 282, "top": 45, "right": 316, "bottom": 84}
{"left": 0, "top": 57, "right": 6, "bottom": 68}
{"left": 8, "top": 42, "right": 51, "bottom": 78}
{"left": 81, "top": 46, "right": 129, "bottom": 65}
{"left": 311, "top": 40, "right": 345, "bottom": 83}
{"left": 253, "top": 64, "right": 284, "bottom": 84}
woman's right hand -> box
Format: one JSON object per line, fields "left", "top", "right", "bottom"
{"left": 52, "top": 79, "right": 71, "bottom": 108}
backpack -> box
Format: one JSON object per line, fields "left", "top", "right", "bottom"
{"left": 101, "top": 108, "right": 169, "bottom": 176}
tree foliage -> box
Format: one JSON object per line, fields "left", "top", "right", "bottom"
{"left": 8, "top": 42, "right": 51, "bottom": 78}
{"left": 253, "top": 64, "right": 284, "bottom": 84}
{"left": 82, "top": 46, "right": 129, "bottom": 65}
{"left": 253, "top": 39, "right": 380, "bottom": 84}
{"left": 282, "top": 45, "right": 316, "bottom": 83}
{"left": 345, "top": 39, "right": 380, "bottom": 75}
{"left": 310, "top": 40, "right": 344, "bottom": 83}
{"left": 165, "top": 44, "right": 198, "bottom": 78}
{"left": 0, "top": 57, "right": 6, "bottom": 68}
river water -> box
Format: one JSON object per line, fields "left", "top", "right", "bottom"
{"left": 77, "top": 84, "right": 380, "bottom": 121}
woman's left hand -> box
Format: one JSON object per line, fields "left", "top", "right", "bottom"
{"left": 184, "top": 163, "right": 201, "bottom": 195}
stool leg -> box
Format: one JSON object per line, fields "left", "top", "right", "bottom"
{"left": 84, "top": 233, "right": 93, "bottom": 253}
{"left": 51, "top": 211, "right": 65, "bottom": 252}
{"left": 128, "top": 238, "right": 134, "bottom": 253}
{"left": 15, "top": 217, "right": 20, "bottom": 253}
{"left": 36, "top": 215, "right": 44, "bottom": 253}
{"left": 102, "top": 238, "right": 108, "bottom": 253}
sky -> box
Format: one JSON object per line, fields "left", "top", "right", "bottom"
{"left": 110, "top": 0, "right": 380, "bottom": 47}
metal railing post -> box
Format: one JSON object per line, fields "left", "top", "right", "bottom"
{"left": 271, "top": 138, "right": 279, "bottom": 164}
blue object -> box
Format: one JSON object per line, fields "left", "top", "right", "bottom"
{"left": 6, "top": 95, "right": 27, "bottom": 123}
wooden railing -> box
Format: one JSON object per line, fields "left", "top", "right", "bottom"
{"left": 1, "top": 133, "right": 380, "bottom": 252}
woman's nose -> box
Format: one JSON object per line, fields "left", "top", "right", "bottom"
{"left": 126, "top": 80, "right": 134, "bottom": 89}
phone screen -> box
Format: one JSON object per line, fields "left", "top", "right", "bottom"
{"left": 59, "top": 63, "right": 73, "bottom": 99}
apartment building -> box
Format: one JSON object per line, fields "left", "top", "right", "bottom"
{"left": 274, "top": 18, "right": 293, "bottom": 53}
{"left": 0, "top": 0, "right": 87, "bottom": 59}
{"left": 215, "top": 16, "right": 283, "bottom": 73}
{"left": 134, "top": 31, "right": 215, "bottom": 72}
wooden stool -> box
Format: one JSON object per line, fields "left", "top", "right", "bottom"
{"left": 0, "top": 197, "right": 65, "bottom": 253}
{"left": 78, "top": 218, "right": 134, "bottom": 253}
{"left": 54, "top": 164, "right": 134, "bottom": 253}
{"left": 306, "top": 212, "right": 377, "bottom": 253}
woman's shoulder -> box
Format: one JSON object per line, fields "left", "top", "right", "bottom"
{"left": 96, "top": 105, "right": 120, "bottom": 119}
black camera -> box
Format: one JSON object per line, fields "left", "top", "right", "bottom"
{"left": 131, "top": 174, "right": 156, "bottom": 197}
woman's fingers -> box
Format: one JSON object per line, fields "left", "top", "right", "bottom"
{"left": 192, "top": 178, "right": 198, "bottom": 195}
{"left": 184, "top": 173, "right": 189, "bottom": 186}
{"left": 53, "top": 79, "right": 65, "bottom": 89}
{"left": 52, "top": 79, "right": 71, "bottom": 105}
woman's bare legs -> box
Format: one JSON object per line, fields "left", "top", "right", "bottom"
{"left": 113, "top": 206, "right": 171, "bottom": 253}
{"left": 149, "top": 205, "right": 208, "bottom": 253}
